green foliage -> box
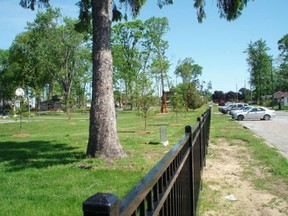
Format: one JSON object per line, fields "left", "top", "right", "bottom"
{"left": 217, "top": 0, "right": 250, "bottom": 21}
{"left": 170, "top": 86, "right": 185, "bottom": 122}
{"left": 136, "top": 73, "right": 157, "bottom": 130}
{"left": 184, "top": 83, "right": 203, "bottom": 110}
{"left": 75, "top": 0, "right": 148, "bottom": 32}
{"left": 275, "top": 34, "right": 288, "bottom": 91}
{"left": 0, "top": 49, "right": 16, "bottom": 100}
{"left": 18, "top": 0, "right": 252, "bottom": 160}
{"left": 245, "top": 39, "right": 272, "bottom": 103}
{"left": 177, "top": 82, "right": 203, "bottom": 111}
{"left": 112, "top": 17, "right": 170, "bottom": 109}
{"left": 238, "top": 87, "right": 252, "bottom": 102}
{"left": 19, "top": 0, "right": 50, "bottom": 10}
{"left": 19, "top": 0, "right": 252, "bottom": 27}
{"left": 6, "top": 8, "right": 91, "bottom": 110}
{"left": 174, "top": 57, "right": 202, "bottom": 87}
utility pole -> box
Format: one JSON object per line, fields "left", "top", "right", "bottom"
{"left": 236, "top": 84, "right": 238, "bottom": 101}
{"left": 270, "top": 59, "right": 274, "bottom": 109}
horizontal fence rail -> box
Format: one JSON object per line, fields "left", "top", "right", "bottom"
{"left": 83, "top": 107, "right": 211, "bottom": 216}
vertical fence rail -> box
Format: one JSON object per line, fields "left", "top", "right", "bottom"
{"left": 83, "top": 107, "right": 211, "bottom": 216}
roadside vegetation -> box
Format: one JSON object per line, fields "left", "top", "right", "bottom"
{"left": 198, "top": 108, "right": 288, "bottom": 215}
{"left": 0, "top": 106, "right": 207, "bottom": 215}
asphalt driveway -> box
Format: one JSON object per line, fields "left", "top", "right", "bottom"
{"left": 239, "top": 111, "right": 288, "bottom": 158}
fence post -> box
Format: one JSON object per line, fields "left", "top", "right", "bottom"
{"left": 185, "top": 125, "right": 195, "bottom": 216}
{"left": 83, "top": 193, "right": 120, "bottom": 216}
{"left": 185, "top": 125, "right": 192, "bottom": 136}
{"left": 197, "top": 116, "right": 203, "bottom": 170}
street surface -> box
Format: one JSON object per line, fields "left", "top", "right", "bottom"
{"left": 239, "top": 111, "right": 288, "bottom": 158}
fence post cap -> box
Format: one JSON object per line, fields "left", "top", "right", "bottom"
{"left": 185, "top": 125, "right": 192, "bottom": 134}
{"left": 83, "top": 193, "right": 120, "bottom": 215}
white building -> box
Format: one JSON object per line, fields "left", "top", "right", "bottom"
{"left": 274, "top": 91, "right": 288, "bottom": 106}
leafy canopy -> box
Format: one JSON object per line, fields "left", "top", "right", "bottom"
{"left": 20, "top": 0, "right": 251, "bottom": 31}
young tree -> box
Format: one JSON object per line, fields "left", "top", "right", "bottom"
{"left": 137, "top": 73, "right": 156, "bottom": 131}
{"left": 19, "top": 0, "right": 251, "bottom": 159}
{"left": 182, "top": 83, "right": 202, "bottom": 111}
{"left": 170, "top": 86, "right": 185, "bottom": 122}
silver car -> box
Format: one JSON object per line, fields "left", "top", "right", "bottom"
{"left": 230, "top": 106, "right": 252, "bottom": 118}
{"left": 233, "top": 107, "right": 276, "bottom": 121}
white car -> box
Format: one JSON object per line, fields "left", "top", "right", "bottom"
{"left": 233, "top": 107, "right": 276, "bottom": 121}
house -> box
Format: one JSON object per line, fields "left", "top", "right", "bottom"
{"left": 40, "top": 95, "right": 63, "bottom": 111}
{"left": 274, "top": 91, "right": 288, "bottom": 106}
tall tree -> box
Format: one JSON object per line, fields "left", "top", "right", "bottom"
{"left": 174, "top": 57, "right": 202, "bottom": 87}
{"left": 20, "top": 0, "right": 251, "bottom": 159}
{"left": 144, "top": 17, "right": 170, "bottom": 113}
{"left": 0, "top": 49, "right": 15, "bottom": 103}
{"left": 112, "top": 20, "right": 144, "bottom": 110}
{"left": 51, "top": 18, "right": 88, "bottom": 112}
{"left": 9, "top": 31, "right": 47, "bottom": 110}
{"left": 212, "top": 90, "right": 225, "bottom": 102}
{"left": 245, "top": 39, "right": 272, "bottom": 103}
{"left": 276, "top": 34, "right": 288, "bottom": 91}
{"left": 238, "top": 87, "right": 251, "bottom": 102}
{"left": 9, "top": 8, "right": 89, "bottom": 112}
{"left": 225, "top": 90, "right": 237, "bottom": 101}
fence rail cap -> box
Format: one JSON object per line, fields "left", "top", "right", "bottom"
{"left": 83, "top": 193, "right": 119, "bottom": 213}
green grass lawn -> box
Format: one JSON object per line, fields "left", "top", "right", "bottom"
{"left": 0, "top": 107, "right": 207, "bottom": 215}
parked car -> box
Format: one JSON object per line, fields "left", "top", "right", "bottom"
{"left": 218, "top": 103, "right": 230, "bottom": 113}
{"left": 232, "top": 107, "right": 276, "bottom": 121}
{"left": 220, "top": 103, "right": 247, "bottom": 114}
{"left": 230, "top": 106, "right": 252, "bottom": 117}
{"left": 218, "top": 99, "right": 225, "bottom": 106}
{"left": 227, "top": 104, "right": 249, "bottom": 115}
{"left": 219, "top": 103, "right": 235, "bottom": 114}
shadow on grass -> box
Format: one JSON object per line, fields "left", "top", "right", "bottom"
{"left": 0, "top": 141, "right": 85, "bottom": 172}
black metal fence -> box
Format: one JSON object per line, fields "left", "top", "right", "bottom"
{"left": 83, "top": 107, "right": 211, "bottom": 216}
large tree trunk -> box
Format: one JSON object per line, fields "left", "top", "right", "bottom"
{"left": 87, "top": 0, "right": 126, "bottom": 158}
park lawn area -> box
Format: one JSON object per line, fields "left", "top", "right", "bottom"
{"left": 0, "top": 106, "right": 207, "bottom": 215}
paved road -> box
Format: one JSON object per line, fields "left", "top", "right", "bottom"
{"left": 239, "top": 111, "right": 288, "bottom": 158}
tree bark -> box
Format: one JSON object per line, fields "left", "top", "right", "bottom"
{"left": 87, "top": 0, "right": 126, "bottom": 158}
{"left": 161, "top": 90, "right": 168, "bottom": 113}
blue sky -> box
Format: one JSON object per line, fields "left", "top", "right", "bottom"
{"left": 1, "top": 0, "right": 287, "bottom": 92}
